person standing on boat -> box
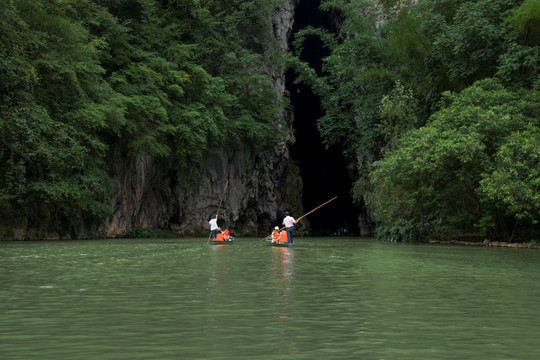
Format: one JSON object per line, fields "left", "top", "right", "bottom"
{"left": 282, "top": 211, "right": 297, "bottom": 244}
{"left": 209, "top": 215, "right": 220, "bottom": 240}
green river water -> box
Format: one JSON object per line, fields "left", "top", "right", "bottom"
{"left": 1, "top": 237, "right": 539, "bottom": 359}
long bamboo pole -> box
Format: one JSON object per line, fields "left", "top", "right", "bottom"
{"left": 296, "top": 196, "right": 338, "bottom": 223}
{"left": 259, "top": 196, "right": 338, "bottom": 242}
{"left": 207, "top": 180, "right": 229, "bottom": 244}
{"left": 215, "top": 180, "right": 229, "bottom": 217}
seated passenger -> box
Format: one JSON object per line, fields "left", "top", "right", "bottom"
{"left": 279, "top": 230, "right": 288, "bottom": 243}
{"left": 271, "top": 226, "right": 280, "bottom": 243}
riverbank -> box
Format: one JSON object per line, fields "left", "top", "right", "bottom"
{"left": 428, "top": 239, "right": 540, "bottom": 249}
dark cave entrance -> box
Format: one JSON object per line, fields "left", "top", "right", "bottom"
{"left": 286, "top": 0, "right": 360, "bottom": 236}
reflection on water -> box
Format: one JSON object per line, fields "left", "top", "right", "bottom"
{"left": 271, "top": 247, "right": 297, "bottom": 356}
{"left": 271, "top": 247, "right": 293, "bottom": 317}
{"left": 272, "top": 246, "right": 294, "bottom": 281}
{"left": 208, "top": 243, "right": 229, "bottom": 284}
{"left": 1, "top": 238, "right": 539, "bottom": 359}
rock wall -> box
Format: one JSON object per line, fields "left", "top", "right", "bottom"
{"left": 99, "top": 0, "right": 301, "bottom": 238}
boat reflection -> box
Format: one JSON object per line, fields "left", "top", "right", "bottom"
{"left": 208, "top": 243, "right": 229, "bottom": 285}
{"left": 271, "top": 246, "right": 298, "bottom": 355}
{"left": 272, "top": 246, "right": 294, "bottom": 281}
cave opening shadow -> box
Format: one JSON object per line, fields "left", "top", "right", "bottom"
{"left": 284, "top": 0, "right": 361, "bottom": 236}
{"left": 286, "top": 75, "right": 360, "bottom": 236}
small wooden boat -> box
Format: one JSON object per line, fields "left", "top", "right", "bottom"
{"left": 211, "top": 233, "right": 234, "bottom": 244}
{"left": 267, "top": 232, "right": 293, "bottom": 247}
{"left": 211, "top": 240, "right": 234, "bottom": 244}
{"left": 271, "top": 241, "right": 292, "bottom": 247}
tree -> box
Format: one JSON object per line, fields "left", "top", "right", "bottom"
{"left": 1, "top": 0, "right": 287, "bottom": 238}
{"left": 0, "top": 0, "right": 117, "bottom": 236}
{"left": 289, "top": 0, "right": 540, "bottom": 241}
{"left": 497, "top": 0, "right": 540, "bottom": 88}
{"left": 369, "top": 78, "right": 540, "bottom": 241}
{"left": 480, "top": 126, "right": 540, "bottom": 241}
{"left": 378, "top": 80, "right": 420, "bottom": 152}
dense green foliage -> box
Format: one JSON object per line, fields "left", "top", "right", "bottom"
{"left": 0, "top": 0, "right": 285, "bottom": 237}
{"left": 290, "top": 0, "right": 540, "bottom": 241}
{"left": 371, "top": 79, "right": 540, "bottom": 241}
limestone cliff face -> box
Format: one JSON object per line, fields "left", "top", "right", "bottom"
{"left": 99, "top": 0, "right": 301, "bottom": 238}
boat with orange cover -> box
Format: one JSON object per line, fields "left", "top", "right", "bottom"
{"left": 266, "top": 231, "right": 292, "bottom": 247}
{"left": 211, "top": 232, "right": 235, "bottom": 244}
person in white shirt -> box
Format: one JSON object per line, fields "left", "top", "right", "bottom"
{"left": 282, "top": 211, "right": 297, "bottom": 244}
{"left": 209, "top": 215, "right": 220, "bottom": 240}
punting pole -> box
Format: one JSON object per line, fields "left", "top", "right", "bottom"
{"left": 259, "top": 196, "right": 338, "bottom": 242}
{"left": 296, "top": 196, "right": 338, "bottom": 222}
{"left": 207, "top": 180, "right": 229, "bottom": 244}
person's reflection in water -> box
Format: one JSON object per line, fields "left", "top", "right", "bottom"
{"left": 271, "top": 247, "right": 298, "bottom": 355}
